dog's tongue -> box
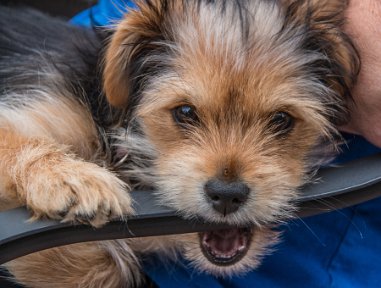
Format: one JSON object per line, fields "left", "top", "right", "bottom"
{"left": 203, "top": 228, "right": 245, "bottom": 256}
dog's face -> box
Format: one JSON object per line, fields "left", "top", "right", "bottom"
{"left": 105, "top": 0, "right": 358, "bottom": 276}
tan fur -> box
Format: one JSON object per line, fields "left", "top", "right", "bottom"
{"left": 2, "top": 0, "right": 360, "bottom": 287}
{"left": 1, "top": 98, "right": 134, "bottom": 286}
{"left": 0, "top": 97, "right": 132, "bottom": 225}
{"left": 283, "top": 0, "right": 359, "bottom": 107}
{"left": 6, "top": 241, "right": 142, "bottom": 288}
{"left": 101, "top": 0, "right": 357, "bottom": 281}
{"left": 104, "top": 0, "right": 177, "bottom": 107}
{"left": 103, "top": 0, "right": 164, "bottom": 107}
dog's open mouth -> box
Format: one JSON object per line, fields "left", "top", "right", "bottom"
{"left": 199, "top": 227, "right": 252, "bottom": 266}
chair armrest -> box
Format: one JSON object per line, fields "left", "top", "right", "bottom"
{"left": 1, "top": 154, "right": 381, "bottom": 264}
{"left": 298, "top": 153, "right": 381, "bottom": 216}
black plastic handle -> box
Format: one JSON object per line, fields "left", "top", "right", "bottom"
{"left": 1, "top": 154, "right": 381, "bottom": 265}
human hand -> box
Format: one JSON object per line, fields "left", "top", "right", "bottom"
{"left": 341, "top": 0, "right": 381, "bottom": 147}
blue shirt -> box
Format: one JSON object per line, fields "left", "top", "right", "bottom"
{"left": 72, "top": 3, "right": 381, "bottom": 286}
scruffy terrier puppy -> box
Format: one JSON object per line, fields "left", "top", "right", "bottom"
{"left": 0, "top": 0, "right": 358, "bottom": 287}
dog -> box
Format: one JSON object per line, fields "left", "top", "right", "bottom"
{"left": 0, "top": 0, "right": 359, "bottom": 287}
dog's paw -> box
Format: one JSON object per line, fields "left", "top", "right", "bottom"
{"left": 22, "top": 157, "right": 132, "bottom": 227}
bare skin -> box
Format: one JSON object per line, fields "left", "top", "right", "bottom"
{"left": 341, "top": 0, "right": 381, "bottom": 148}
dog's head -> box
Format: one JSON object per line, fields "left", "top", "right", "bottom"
{"left": 105, "top": 0, "right": 358, "bottom": 276}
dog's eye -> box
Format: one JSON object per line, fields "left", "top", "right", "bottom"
{"left": 172, "top": 105, "right": 198, "bottom": 126}
{"left": 269, "top": 112, "right": 294, "bottom": 135}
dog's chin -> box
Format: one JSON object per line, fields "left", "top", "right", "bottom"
{"left": 199, "top": 227, "right": 252, "bottom": 267}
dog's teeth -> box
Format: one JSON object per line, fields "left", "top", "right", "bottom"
{"left": 211, "top": 250, "right": 239, "bottom": 259}
{"left": 238, "top": 245, "right": 246, "bottom": 252}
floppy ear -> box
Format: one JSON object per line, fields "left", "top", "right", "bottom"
{"left": 103, "top": 0, "right": 169, "bottom": 107}
{"left": 283, "top": 0, "right": 360, "bottom": 124}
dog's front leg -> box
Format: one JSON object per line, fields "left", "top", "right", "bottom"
{"left": 6, "top": 240, "right": 142, "bottom": 288}
{"left": 0, "top": 129, "right": 133, "bottom": 227}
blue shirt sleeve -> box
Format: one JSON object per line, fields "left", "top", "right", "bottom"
{"left": 71, "top": 0, "right": 137, "bottom": 27}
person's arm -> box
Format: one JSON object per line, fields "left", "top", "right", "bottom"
{"left": 341, "top": 0, "right": 381, "bottom": 147}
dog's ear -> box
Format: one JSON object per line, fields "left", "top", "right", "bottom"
{"left": 103, "top": 0, "right": 170, "bottom": 107}
{"left": 283, "top": 0, "right": 360, "bottom": 123}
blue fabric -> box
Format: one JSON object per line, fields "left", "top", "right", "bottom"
{"left": 70, "top": 0, "right": 136, "bottom": 27}
{"left": 143, "top": 198, "right": 381, "bottom": 288}
{"left": 72, "top": 2, "right": 381, "bottom": 287}
{"left": 334, "top": 133, "right": 381, "bottom": 164}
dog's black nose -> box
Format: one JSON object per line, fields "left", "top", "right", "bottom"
{"left": 204, "top": 179, "right": 250, "bottom": 215}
